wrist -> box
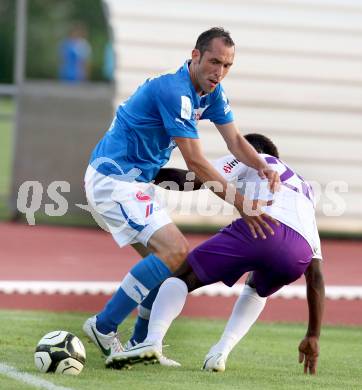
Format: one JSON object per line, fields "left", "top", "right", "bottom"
{"left": 234, "top": 192, "right": 245, "bottom": 208}
{"left": 259, "top": 162, "right": 269, "bottom": 170}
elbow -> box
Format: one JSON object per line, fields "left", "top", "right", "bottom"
{"left": 305, "top": 260, "right": 324, "bottom": 285}
{"left": 226, "top": 133, "right": 244, "bottom": 155}
{"left": 226, "top": 140, "right": 237, "bottom": 155}
{"left": 305, "top": 262, "right": 325, "bottom": 292}
{"left": 306, "top": 270, "right": 325, "bottom": 294}
{"left": 306, "top": 267, "right": 323, "bottom": 283}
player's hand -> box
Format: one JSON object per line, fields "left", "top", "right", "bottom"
{"left": 237, "top": 198, "right": 280, "bottom": 239}
{"left": 258, "top": 167, "right": 280, "bottom": 193}
{"left": 298, "top": 336, "right": 320, "bottom": 375}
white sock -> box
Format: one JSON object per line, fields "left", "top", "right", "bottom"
{"left": 210, "top": 285, "right": 267, "bottom": 357}
{"left": 145, "top": 277, "right": 188, "bottom": 350}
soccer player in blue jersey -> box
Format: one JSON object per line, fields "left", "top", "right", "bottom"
{"left": 83, "top": 27, "right": 280, "bottom": 367}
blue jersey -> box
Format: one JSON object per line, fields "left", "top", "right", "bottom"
{"left": 90, "top": 60, "right": 234, "bottom": 182}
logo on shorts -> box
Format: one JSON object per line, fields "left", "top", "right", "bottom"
{"left": 136, "top": 191, "right": 151, "bottom": 202}
{"left": 145, "top": 203, "right": 154, "bottom": 217}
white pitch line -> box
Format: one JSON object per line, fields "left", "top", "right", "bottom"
{"left": 0, "top": 280, "right": 361, "bottom": 300}
{"left": 0, "top": 362, "right": 74, "bottom": 390}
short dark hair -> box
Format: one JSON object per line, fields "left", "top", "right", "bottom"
{"left": 244, "top": 133, "right": 279, "bottom": 158}
{"left": 195, "top": 27, "right": 234, "bottom": 57}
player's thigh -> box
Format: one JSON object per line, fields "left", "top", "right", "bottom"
{"left": 147, "top": 223, "right": 189, "bottom": 271}
{"left": 252, "top": 261, "right": 310, "bottom": 297}
{"left": 251, "top": 271, "right": 288, "bottom": 297}
{"left": 187, "top": 230, "right": 257, "bottom": 287}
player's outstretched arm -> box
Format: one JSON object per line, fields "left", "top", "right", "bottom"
{"left": 298, "top": 258, "right": 325, "bottom": 375}
{"left": 174, "top": 136, "right": 279, "bottom": 239}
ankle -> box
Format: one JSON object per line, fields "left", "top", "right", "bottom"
{"left": 144, "top": 337, "right": 162, "bottom": 351}
{"left": 209, "top": 343, "right": 230, "bottom": 358}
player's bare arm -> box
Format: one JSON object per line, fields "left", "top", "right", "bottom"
{"left": 298, "top": 258, "right": 325, "bottom": 375}
{"left": 174, "top": 136, "right": 278, "bottom": 239}
{"left": 215, "top": 122, "right": 280, "bottom": 192}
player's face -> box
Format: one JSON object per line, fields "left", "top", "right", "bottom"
{"left": 192, "top": 38, "right": 234, "bottom": 94}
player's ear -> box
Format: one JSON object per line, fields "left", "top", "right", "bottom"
{"left": 191, "top": 48, "right": 201, "bottom": 63}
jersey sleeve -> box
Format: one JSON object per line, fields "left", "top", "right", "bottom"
{"left": 312, "top": 229, "right": 323, "bottom": 260}
{"left": 212, "top": 154, "right": 249, "bottom": 181}
{"left": 202, "top": 84, "right": 234, "bottom": 125}
{"left": 155, "top": 82, "right": 199, "bottom": 139}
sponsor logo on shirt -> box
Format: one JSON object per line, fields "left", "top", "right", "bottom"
{"left": 193, "top": 105, "right": 210, "bottom": 122}
{"left": 223, "top": 158, "right": 240, "bottom": 173}
{"left": 181, "top": 96, "right": 192, "bottom": 119}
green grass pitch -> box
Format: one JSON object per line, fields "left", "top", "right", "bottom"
{"left": 0, "top": 310, "right": 361, "bottom": 389}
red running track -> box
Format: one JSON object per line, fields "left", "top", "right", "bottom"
{"left": 0, "top": 222, "right": 361, "bottom": 325}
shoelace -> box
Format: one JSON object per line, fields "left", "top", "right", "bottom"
{"left": 111, "top": 334, "right": 123, "bottom": 353}
{"left": 125, "top": 341, "right": 179, "bottom": 365}
{"left": 125, "top": 340, "right": 168, "bottom": 350}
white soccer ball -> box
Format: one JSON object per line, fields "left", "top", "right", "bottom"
{"left": 34, "top": 330, "right": 86, "bottom": 375}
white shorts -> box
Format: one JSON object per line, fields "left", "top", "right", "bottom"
{"left": 84, "top": 165, "right": 172, "bottom": 247}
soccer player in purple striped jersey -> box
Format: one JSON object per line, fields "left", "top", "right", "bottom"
{"left": 117, "top": 134, "right": 325, "bottom": 375}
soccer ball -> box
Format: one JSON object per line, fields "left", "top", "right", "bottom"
{"left": 34, "top": 330, "right": 86, "bottom": 375}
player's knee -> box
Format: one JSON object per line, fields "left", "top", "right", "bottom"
{"left": 160, "top": 240, "right": 189, "bottom": 272}
{"left": 178, "top": 238, "right": 190, "bottom": 259}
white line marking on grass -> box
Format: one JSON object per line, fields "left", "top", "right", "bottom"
{"left": 0, "top": 280, "right": 361, "bottom": 300}
{"left": 0, "top": 362, "right": 74, "bottom": 390}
